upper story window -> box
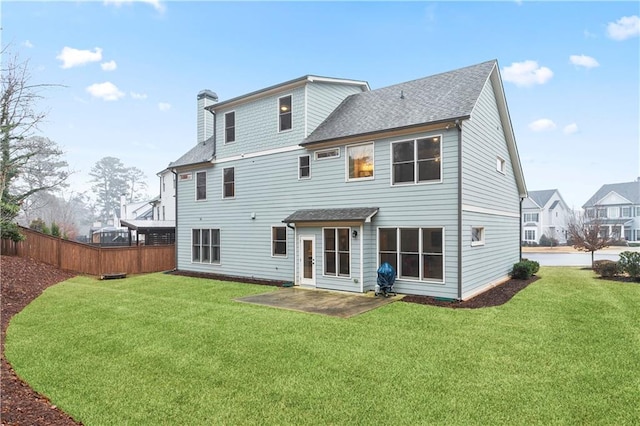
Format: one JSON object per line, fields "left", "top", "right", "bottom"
{"left": 196, "top": 171, "right": 206, "bottom": 200}
{"left": 391, "top": 136, "right": 441, "bottom": 185}
{"left": 299, "top": 155, "right": 310, "bottom": 179}
{"left": 225, "top": 111, "right": 235, "bottom": 143}
{"left": 347, "top": 143, "right": 374, "bottom": 181}
{"left": 496, "top": 156, "right": 506, "bottom": 174}
{"left": 621, "top": 207, "right": 631, "bottom": 217}
{"left": 162, "top": 175, "right": 166, "bottom": 192}
{"left": 523, "top": 213, "right": 539, "bottom": 222}
{"left": 279, "top": 95, "right": 292, "bottom": 132}
{"left": 315, "top": 148, "right": 340, "bottom": 160}
{"left": 471, "top": 226, "right": 485, "bottom": 246}
{"left": 223, "top": 167, "right": 235, "bottom": 199}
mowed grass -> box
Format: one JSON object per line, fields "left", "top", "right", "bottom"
{"left": 5, "top": 267, "right": 640, "bottom": 425}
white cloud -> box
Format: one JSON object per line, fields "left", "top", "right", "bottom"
{"left": 158, "top": 102, "right": 171, "bottom": 111}
{"left": 607, "top": 15, "right": 640, "bottom": 41}
{"left": 57, "top": 47, "right": 103, "bottom": 69}
{"left": 563, "top": 123, "right": 579, "bottom": 135}
{"left": 528, "top": 118, "right": 556, "bottom": 132}
{"left": 130, "top": 92, "right": 148, "bottom": 100}
{"left": 86, "top": 82, "right": 125, "bottom": 101}
{"left": 23, "top": 40, "right": 34, "bottom": 48}
{"left": 502, "top": 60, "right": 553, "bottom": 87}
{"left": 569, "top": 54, "right": 599, "bottom": 69}
{"left": 101, "top": 60, "right": 117, "bottom": 71}
{"left": 104, "top": 0, "right": 166, "bottom": 13}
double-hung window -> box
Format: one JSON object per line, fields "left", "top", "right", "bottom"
{"left": 196, "top": 171, "right": 207, "bottom": 200}
{"left": 272, "top": 226, "right": 287, "bottom": 256}
{"left": 378, "top": 227, "right": 443, "bottom": 282}
{"left": 192, "top": 229, "right": 220, "bottom": 263}
{"left": 391, "top": 136, "right": 441, "bottom": 184}
{"left": 324, "top": 228, "right": 350, "bottom": 277}
{"left": 225, "top": 111, "right": 235, "bottom": 143}
{"left": 279, "top": 95, "right": 292, "bottom": 132}
{"left": 223, "top": 167, "right": 235, "bottom": 198}
{"left": 524, "top": 213, "right": 539, "bottom": 223}
{"left": 299, "top": 155, "right": 310, "bottom": 179}
{"left": 347, "top": 143, "right": 374, "bottom": 180}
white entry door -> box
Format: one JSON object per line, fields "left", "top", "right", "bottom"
{"left": 299, "top": 235, "right": 315, "bottom": 287}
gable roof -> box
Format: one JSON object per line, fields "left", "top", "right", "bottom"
{"left": 168, "top": 137, "right": 215, "bottom": 169}
{"left": 583, "top": 181, "right": 640, "bottom": 208}
{"left": 302, "top": 60, "right": 497, "bottom": 145}
{"left": 527, "top": 189, "right": 558, "bottom": 208}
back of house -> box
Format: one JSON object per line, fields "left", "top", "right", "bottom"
{"left": 169, "top": 60, "right": 526, "bottom": 300}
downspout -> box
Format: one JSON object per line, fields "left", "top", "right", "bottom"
{"left": 519, "top": 197, "right": 524, "bottom": 260}
{"left": 456, "top": 119, "right": 463, "bottom": 301}
{"left": 286, "top": 222, "right": 296, "bottom": 285}
{"left": 171, "top": 169, "right": 178, "bottom": 270}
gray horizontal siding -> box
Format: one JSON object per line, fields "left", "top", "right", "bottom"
{"left": 306, "top": 83, "right": 364, "bottom": 136}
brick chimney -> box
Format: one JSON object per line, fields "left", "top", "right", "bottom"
{"left": 197, "top": 89, "right": 218, "bottom": 144}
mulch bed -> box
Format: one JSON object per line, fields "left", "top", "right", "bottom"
{"left": 2, "top": 256, "right": 633, "bottom": 425}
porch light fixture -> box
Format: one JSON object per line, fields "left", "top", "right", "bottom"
{"left": 352, "top": 230, "right": 358, "bottom": 238}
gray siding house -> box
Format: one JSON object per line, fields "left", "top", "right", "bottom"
{"left": 522, "top": 189, "right": 572, "bottom": 244}
{"left": 169, "top": 60, "right": 527, "bottom": 300}
{"left": 583, "top": 180, "right": 640, "bottom": 241}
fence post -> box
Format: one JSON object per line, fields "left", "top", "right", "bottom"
{"left": 57, "top": 236, "right": 62, "bottom": 269}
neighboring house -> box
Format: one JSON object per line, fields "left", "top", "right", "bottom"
{"left": 118, "top": 195, "right": 176, "bottom": 245}
{"left": 169, "top": 60, "right": 527, "bottom": 300}
{"left": 582, "top": 180, "right": 640, "bottom": 241}
{"left": 155, "top": 168, "right": 176, "bottom": 221}
{"left": 521, "top": 189, "right": 572, "bottom": 244}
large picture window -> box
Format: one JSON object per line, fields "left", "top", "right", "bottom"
{"left": 223, "top": 167, "right": 235, "bottom": 198}
{"left": 225, "top": 111, "right": 235, "bottom": 143}
{"left": 279, "top": 95, "right": 292, "bottom": 132}
{"left": 324, "top": 228, "right": 350, "bottom": 277}
{"left": 272, "top": 226, "right": 287, "bottom": 256}
{"left": 347, "top": 143, "right": 374, "bottom": 180}
{"left": 391, "top": 136, "right": 441, "bottom": 184}
{"left": 196, "top": 171, "right": 206, "bottom": 200}
{"left": 192, "top": 229, "right": 220, "bottom": 263}
{"left": 378, "top": 227, "right": 443, "bottom": 282}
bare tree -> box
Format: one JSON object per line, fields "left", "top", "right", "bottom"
{"left": 1, "top": 48, "right": 65, "bottom": 241}
{"left": 125, "top": 166, "right": 148, "bottom": 203}
{"left": 566, "top": 211, "right": 614, "bottom": 268}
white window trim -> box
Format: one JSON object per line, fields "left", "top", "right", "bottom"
{"left": 195, "top": 171, "right": 207, "bottom": 201}
{"left": 277, "top": 94, "right": 293, "bottom": 133}
{"left": 224, "top": 110, "right": 236, "bottom": 144}
{"left": 345, "top": 142, "right": 375, "bottom": 182}
{"left": 315, "top": 148, "right": 340, "bottom": 160}
{"left": 271, "top": 225, "right": 288, "bottom": 258}
{"left": 496, "top": 156, "right": 506, "bottom": 174}
{"left": 322, "top": 227, "right": 352, "bottom": 279}
{"left": 179, "top": 172, "right": 192, "bottom": 181}
{"left": 524, "top": 229, "right": 537, "bottom": 241}
{"left": 298, "top": 154, "right": 311, "bottom": 180}
{"left": 389, "top": 135, "right": 443, "bottom": 186}
{"left": 222, "top": 167, "right": 235, "bottom": 199}
{"left": 471, "top": 226, "right": 485, "bottom": 247}
{"left": 191, "top": 228, "right": 221, "bottom": 265}
{"left": 376, "top": 226, "right": 445, "bottom": 284}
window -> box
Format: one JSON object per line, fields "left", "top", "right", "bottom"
{"left": 225, "top": 111, "right": 235, "bottom": 143}
{"left": 608, "top": 207, "right": 620, "bottom": 218}
{"left": 162, "top": 206, "right": 165, "bottom": 221}
{"left": 636, "top": 207, "right": 640, "bottom": 217}
{"left": 196, "top": 171, "right": 206, "bottom": 200}
{"left": 621, "top": 207, "right": 631, "bottom": 217}
{"left": 524, "top": 229, "right": 536, "bottom": 241}
{"left": 279, "top": 95, "right": 292, "bottom": 131}
{"left": 496, "top": 156, "right": 506, "bottom": 174}
{"left": 597, "top": 208, "right": 607, "bottom": 218}
{"left": 471, "top": 227, "right": 485, "bottom": 246}
{"left": 162, "top": 175, "right": 166, "bottom": 192}
{"left": 523, "top": 213, "right": 539, "bottom": 223}
{"left": 378, "top": 227, "right": 443, "bottom": 282}
{"left": 347, "top": 143, "right": 374, "bottom": 180}
{"left": 391, "top": 136, "right": 441, "bottom": 185}
{"left": 223, "top": 167, "right": 235, "bottom": 198}
{"left": 272, "top": 226, "right": 287, "bottom": 256}
{"left": 324, "top": 228, "right": 350, "bottom": 277}
{"left": 299, "top": 155, "right": 310, "bottom": 179}
{"left": 315, "top": 148, "right": 340, "bottom": 160}
{"left": 179, "top": 172, "right": 192, "bottom": 181}
{"left": 192, "top": 229, "right": 220, "bottom": 263}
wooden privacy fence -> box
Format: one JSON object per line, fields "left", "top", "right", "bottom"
{"left": 1, "top": 227, "right": 175, "bottom": 276}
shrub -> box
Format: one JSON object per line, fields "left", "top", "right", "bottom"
{"left": 539, "top": 235, "right": 559, "bottom": 247}
{"left": 510, "top": 260, "right": 540, "bottom": 280}
{"left": 593, "top": 260, "right": 620, "bottom": 278}
{"left": 610, "top": 239, "right": 629, "bottom": 247}
{"left": 51, "top": 222, "right": 61, "bottom": 237}
{"left": 618, "top": 251, "right": 640, "bottom": 281}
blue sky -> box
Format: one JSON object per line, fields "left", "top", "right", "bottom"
{"left": 2, "top": 1, "right": 639, "bottom": 210}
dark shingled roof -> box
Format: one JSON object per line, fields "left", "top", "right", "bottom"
{"left": 283, "top": 207, "right": 379, "bottom": 223}
{"left": 168, "top": 137, "right": 215, "bottom": 168}
{"left": 303, "top": 60, "right": 497, "bottom": 145}
{"left": 527, "top": 189, "right": 558, "bottom": 208}
{"left": 583, "top": 181, "right": 640, "bottom": 208}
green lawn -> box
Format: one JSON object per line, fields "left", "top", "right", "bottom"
{"left": 5, "top": 267, "right": 640, "bottom": 425}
